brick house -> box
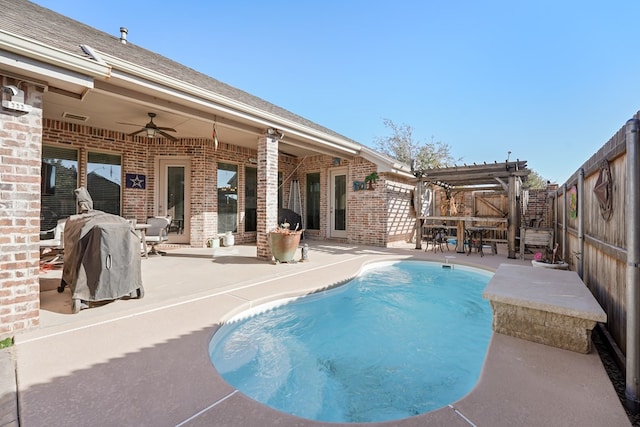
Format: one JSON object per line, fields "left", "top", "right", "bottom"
{"left": 0, "top": 0, "right": 417, "bottom": 336}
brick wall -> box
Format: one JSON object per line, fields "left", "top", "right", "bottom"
{"left": 256, "top": 134, "right": 279, "bottom": 259}
{"left": 522, "top": 185, "right": 557, "bottom": 228}
{"left": 0, "top": 79, "right": 43, "bottom": 338}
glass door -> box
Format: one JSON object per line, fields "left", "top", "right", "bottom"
{"left": 329, "top": 168, "right": 347, "bottom": 238}
{"left": 157, "top": 158, "right": 190, "bottom": 244}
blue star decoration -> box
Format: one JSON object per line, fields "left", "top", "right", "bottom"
{"left": 125, "top": 173, "right": 146, "bottom": 189}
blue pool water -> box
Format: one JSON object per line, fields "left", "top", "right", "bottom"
{"left": 209, "top": 261, "right": 493, "bottom": 423}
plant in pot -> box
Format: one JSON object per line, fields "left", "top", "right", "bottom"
{"left": 268, "top": 221, "right": 303, "bottom": 263}
{"left": 531, "top": 243, "right": 569, "bottom": 269}
{"left": 365, "top": 172, "right": 379, "bottom": 190}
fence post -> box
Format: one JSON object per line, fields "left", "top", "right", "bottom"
{"left": 561, "top": 184, "right": 567, "bottom": 262}
{"left": 577, "top": 168, "right": 585, "bottom": 278}
{"left": 625, "top": 117, "right": 640, "bottom": 413}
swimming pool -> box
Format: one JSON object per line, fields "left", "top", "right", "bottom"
{"left": 209, "top": 260, "right": 493, "bottom": 423}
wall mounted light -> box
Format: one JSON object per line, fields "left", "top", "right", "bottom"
{"left": 267, "top": 127, "right": 285, "bottom": 140}
{"left": 1, "top": 85, "right": 31, "bottom": 114}
{"left": 2, "top": 85, "right": 19, "bottom": 96}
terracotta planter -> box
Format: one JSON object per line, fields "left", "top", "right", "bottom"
{"left": 531, "top": 260, "right": 569, "bottom": 270}
{"left": 268, "top": 230, "right": 302, "bottom": 263}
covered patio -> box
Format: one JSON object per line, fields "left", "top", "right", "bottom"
{"left": 2, "top": 242, "right": 632, "bottom": 426}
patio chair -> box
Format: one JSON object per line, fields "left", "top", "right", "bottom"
{"left": 145, "top": 216, "right": 171, "bottom": 255}
{"left": 427, "top": 227, "right": 449, "bottom": 253}
{"left": 39, "top": 217, "right": 67, "bottom": 262}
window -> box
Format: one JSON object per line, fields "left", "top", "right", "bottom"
{"left": 218, "top": 162, "right": 238, "bottom": 233}
{"left": 87, "top": 152, "right": 122, "bottom": 215}
{"left": 306, "top": 173, "right": 320, "bottom": 229}
{"left": 245, "top": 166, "right": 257, "bottom": 232}
{"left": 41, "top": 146, "right": 78, "bottom": 233}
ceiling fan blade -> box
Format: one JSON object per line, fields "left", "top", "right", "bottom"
{"left": 128, "top": 129, "right": 146, "bottom": 137}
{"left": 157, "top": 130, "right": 178, "bottom": 141}
{"left": 156, "top": 126, "right": 177, "bottom": 132}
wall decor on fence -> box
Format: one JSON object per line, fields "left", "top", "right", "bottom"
{"left": 125, "top": 173, "right": 146, "bottom": 189}
{"left": 593, "top": 159, "right": 613, "bottom": 220}
{"left": 568, "top": 185, "right": 578, "bottom": 219}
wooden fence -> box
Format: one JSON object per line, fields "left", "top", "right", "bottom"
{"left": 554, "top": 113, "right": 636, "bottom": 361}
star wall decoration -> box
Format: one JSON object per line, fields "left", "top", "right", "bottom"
{"left": 593, "top": 160, "right": 612, "bottom": 221}
{"left": 125, "top": 173, "right": 146, "bottom": 189}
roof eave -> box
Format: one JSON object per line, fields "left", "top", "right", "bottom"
{"left": 0, "top": 30, "right": 111, "bottom": 83}
{"left": 359, "top": 146, "right": 414, "bottom": 178}
{"left": 97, "top": 50, "right": 363, "bottom": 156}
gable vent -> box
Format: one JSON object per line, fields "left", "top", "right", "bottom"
{"left": 62, "top": 112, "right": 89, "bottom": 122}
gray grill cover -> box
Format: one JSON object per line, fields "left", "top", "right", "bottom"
{"left": 62, "top": 211, "right": 143, "bottom": 302}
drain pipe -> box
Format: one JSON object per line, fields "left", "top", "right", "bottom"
{"left": 625, "top": 117, "right": 640, "bottom": 413}
{"left": 577, "top": 168, "right": 584, "bottom": 279}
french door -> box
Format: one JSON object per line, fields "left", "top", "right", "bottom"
{"left": 329, "top": 168, "right": 347, "bottom": 238}
{"left": 157, "top": 158, "right": 190, "bottom": 244}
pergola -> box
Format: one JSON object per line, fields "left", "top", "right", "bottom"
{"left": 413, "top": 160, "right": 530, "bottom": 258}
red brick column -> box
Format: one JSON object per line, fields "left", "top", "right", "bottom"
{"left": 256, "top": 133, "right": 279, "bottom": 260}
{"left": 0, "top": 78, "right": 43, "bottom": 337}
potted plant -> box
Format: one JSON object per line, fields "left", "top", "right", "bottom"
{"left": 268, "top": 221, "right": 303, "bottom": 263}
{"left": 365, "top": 172, "right": 379, "bottom": 190}
{"left": 531, "top": 243, "right": 569, "bottom": 269}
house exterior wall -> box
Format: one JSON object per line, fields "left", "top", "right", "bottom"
{"left": 348, "top": 158, "right": 386, "bottom": 245}
{"left": 0, "top": 79, "right": 43, "bottom": 336}
{"left": 296, "top": 156, "right": 416, "bottom": 247}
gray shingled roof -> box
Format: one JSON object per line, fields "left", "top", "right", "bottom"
{"left": 2, "top": 0, "right": 359, "bottom": 144}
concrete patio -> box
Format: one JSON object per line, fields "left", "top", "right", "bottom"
{"left": 2, "top": 241, "right": 632, "bottom": 426}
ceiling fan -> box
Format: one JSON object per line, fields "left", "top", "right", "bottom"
{"left": 120, "top": 112, "right": 177, "bottom": 141}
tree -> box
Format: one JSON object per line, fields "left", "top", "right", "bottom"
{"left": 373, "top": 118, "right": 457, "bottom": 169}
{"left": 524, "top": 170, "right": 550, "bottom": 190}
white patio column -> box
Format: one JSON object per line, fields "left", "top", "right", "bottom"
{"left": 256, "top": 130, "right": 279, "bottom": 260}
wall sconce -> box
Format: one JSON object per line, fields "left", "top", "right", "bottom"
{"left": 332, "top": 157, "right": 341, "bottom": 166}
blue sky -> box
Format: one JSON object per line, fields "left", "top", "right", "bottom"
{"left": 32, "top": 1, "right": 640, "bottom": 183}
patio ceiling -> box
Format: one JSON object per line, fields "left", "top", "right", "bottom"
{"left": 414, "top": 160, "right": 530, "bottom": 192}
{"left": 42, "top": 82, "right": 358, "bottom": 160}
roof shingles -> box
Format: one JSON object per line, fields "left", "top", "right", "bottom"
{"left": 2, "top": 0, "right": 358, "bottom": 143}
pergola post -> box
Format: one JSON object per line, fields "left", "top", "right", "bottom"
{"left": 507, "top": 175, "right": 518, "bottom": 259}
